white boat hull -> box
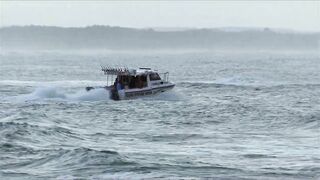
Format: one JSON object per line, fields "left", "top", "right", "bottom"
{"left": 118, "top": 83, "right": 175, "bottom": 100}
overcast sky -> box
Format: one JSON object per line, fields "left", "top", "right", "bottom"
{"left": 1, "top": 1, "right": 319, "bottom": 32}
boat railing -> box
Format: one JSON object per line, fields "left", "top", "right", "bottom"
{"left": 101, "top": 66, "right": 131, "bottom": 75}
{"left": 101, "top": 66, "right": 131, "bottom": 86}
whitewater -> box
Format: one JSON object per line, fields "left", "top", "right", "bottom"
{"left": 0, "top": 50, "right": 319, "bottom": 179}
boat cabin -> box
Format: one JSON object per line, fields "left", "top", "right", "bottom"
{"left": 101, "top": 67, "right": 169, "bottom": 90}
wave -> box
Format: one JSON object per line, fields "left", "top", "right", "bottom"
{"left": 242, "top": 154, "right": 277, "bottom": 159}
{"left": 0, "top": 121, "right": 82, "bottom": 144}
{"left": 0, "top": 145, "right": 134, "bottom": 178}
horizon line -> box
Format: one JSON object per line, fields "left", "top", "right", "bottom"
{"left": 1, "top": 24, "right": 319, "bottom": 33}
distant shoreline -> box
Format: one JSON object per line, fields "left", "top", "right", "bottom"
{"left": 1, "top": 25, "right": 319, "bottom": 51}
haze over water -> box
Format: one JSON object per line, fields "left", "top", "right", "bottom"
{"left": 0, "top": 49, "right": 319, "bottom": 179}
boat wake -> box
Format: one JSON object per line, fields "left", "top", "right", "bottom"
{"left": 11, "top": 86, "right": 110, "bottom": 102}
{"left": 0, "top": 80, "right": 106, "bottom": 87}
{"left": 7, "top": 86, "right": 182, "bottom": 102}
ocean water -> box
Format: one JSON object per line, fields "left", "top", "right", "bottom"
{"left": 0, "top": 50, "right": 319, "bottom": 179}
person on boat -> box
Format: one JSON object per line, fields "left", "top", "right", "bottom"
{"left": 112, "top": 78, "right": 121, "bottom": 90}
{"left": 111, "top": 78, "right": 123, "bottom": 100}
{"left": 115, "top": 78, "right": 126, "bottom": 100}
{"left": 113, "top": 78, "right": 118, "bottom": 89}
{"left": 116, "top": 80, "right": 122, "bottom": 91}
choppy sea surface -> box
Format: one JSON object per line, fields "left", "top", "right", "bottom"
{"left": 0, "top": 50, "right": 319, "bottom": 179}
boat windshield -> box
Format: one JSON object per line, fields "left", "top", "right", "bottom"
{"left": 150, "top": 73, "right": 161, "bottom": 81}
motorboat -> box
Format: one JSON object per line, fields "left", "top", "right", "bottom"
{"left": 86, "top": 67, "right": 175, "bottom": 100}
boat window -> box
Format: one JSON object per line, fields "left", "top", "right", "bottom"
{"left": 150, "top": 73, "right": 161, "bottom": 81}
{"left": 118, "top": 75, "right": 130, "bottom": 86}
{"left": 129, "top": 76, "right": 136, "bottom": 89}
{"left": 128, "top": 75, "right": 147, "bottom": 89}
{"left": 140, "top": 75, "right": 147, "bottom": 88}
